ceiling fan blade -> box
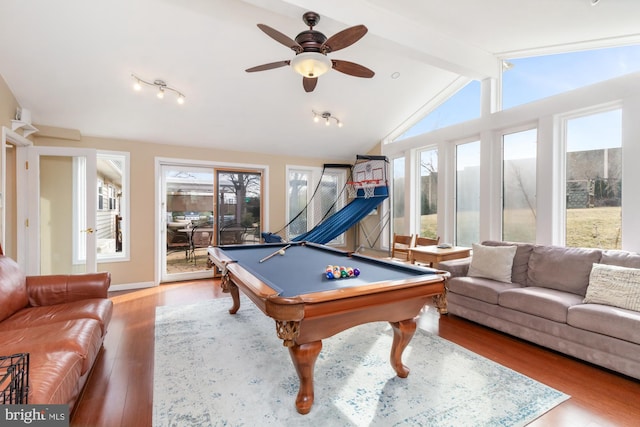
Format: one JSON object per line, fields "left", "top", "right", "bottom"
{"left": 245, "top": 60, "right": 290, "bottom": 73}
{"left": 332, "top": 60, "right": 375, "bottom": 78}
{"left": 303, "top": 77, "right": 317, "bottom": 93}
{"left": 321, "top": 25, "right": 368, "bottom": 53}
{"left": 257, "top": 24, "right": 302, "bottom": 53}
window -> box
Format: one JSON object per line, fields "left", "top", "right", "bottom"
{"left": 503, "top": 129, "right": 537, "bottom": 243}
{"left": 96, "top": 151, "right": 128, "bottom": 260}
{"left": 286, "top": 167, "right": 347, "bottom": 244}
{"left": 418, "top": 148, "right": 438, "bottom": 238}
{"left": 565, "top": 109, "right": 622, "bottom": 249}
{"left": 395, "top": 80, "right": 481, "bottom": 141}
{"left": 288, "top": 169, "right": 311, "bottom": 238}
{"left": 456, "top": 140, "right": 480, "bottom": 246}
{"left": 502, "top": 45, "right": 640, "bottom": 110}
{"left": 392, "top": 157, "right": 406, "bottom": 233}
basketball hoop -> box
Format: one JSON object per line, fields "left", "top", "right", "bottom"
{"left": 361, "top": 179, "right": 379, "bottom": 199}
{"left": 346, "top": 181, "right": 360, "bottom": 198}
{"left": 347, "top": 179, "right": 380, "bottom": 198}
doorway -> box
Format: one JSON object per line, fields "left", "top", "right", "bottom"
{"left": 158, "top": 161, "right": 264, "bottom": 282}
{"left": 25, "top": 147, "right": 98, "bottom": 275}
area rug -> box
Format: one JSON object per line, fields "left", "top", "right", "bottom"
{"left": 153, "top": 298, "right": 569, "bottom": 426}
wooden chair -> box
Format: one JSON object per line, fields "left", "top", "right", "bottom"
{"left": 390, "top": 233, "right": 415, "bottom": 261}
{"left": 413, "top": 235, "right": 441, "bottom": 267}
{"left": 415, "top": 236, "right": 440, "bottom": 247}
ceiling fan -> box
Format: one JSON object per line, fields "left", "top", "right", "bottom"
{"left": 245, "top": 11, "right": 375, "bottom": 93}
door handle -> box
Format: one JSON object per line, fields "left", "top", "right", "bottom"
{"left": 82, "top": 228, "right": 95, "bottom": 234}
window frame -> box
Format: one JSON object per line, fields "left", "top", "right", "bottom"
{"left": 558, "top": 102, "right": 623, "bottom": 248}
{"left": 96, "top": 150, "right": 130, "bottom": 263}
{"left": 285, "top": 165, "right": 348, "bottom": 246}
{"left": 499, "top": 126, "right": 538, "bottom": 243}
{"left": 415, "top": 146, "right": 439, "bottom": 239}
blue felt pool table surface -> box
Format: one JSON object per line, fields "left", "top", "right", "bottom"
{"left": 214, "top": 242, "right": 437, "bottom": 297}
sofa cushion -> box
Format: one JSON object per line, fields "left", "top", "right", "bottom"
{"left": 0, "top": 318, "right": 104, "bottom": 375}
{"left": 0, "top": 298, "right": 113, "bottom": 336}
{"left": 568, "top": 303, "right": 640, "bottom": 345}
{"left": 27, "top": 351, "right": 85, "bottom": 405}
{"left": 482, "top": 241, "right": 534, "bottom": 285}
{"left": 448, "top": 276, "right": 520, "bottom": 305}
{"left": 0, "top": 256, "right": 28, "bottom": 322}
{"left": 499, "top": 287, "right": 583, "bottom": 323}
{"left": 468, "top": 243, "right": 517, "bottom": 283}
{"left": 527, "top": 245, "right": 601, "bottom": 296}
{"left": 600, "top": 250, "right": 640, "bottom": 268}
{"left": 584, "top": 263, "right": 640, "bottom": 312}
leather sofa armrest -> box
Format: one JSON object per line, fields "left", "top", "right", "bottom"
{"left": 25, "top": 272, "right": 111, "bottom": 306}
{"left": 438, "top": 257, "right": 471, "bottom": 278}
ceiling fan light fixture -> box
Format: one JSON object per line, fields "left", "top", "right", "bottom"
{"left": 291, "top": 52, "right": 332, "bottom": 78}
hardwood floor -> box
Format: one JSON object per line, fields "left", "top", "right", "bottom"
{"left": 71, "top": 279, "right": 640, "bottom": 426}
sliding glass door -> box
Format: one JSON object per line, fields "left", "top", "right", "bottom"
{"left": 161, "top": 164, "right": 214, "bottom": 281}
{"left": 159, "top": 161, "right": 264, "bottom": 282}
{"left": 216, "top": 170, "right": 262, "bottom": 245}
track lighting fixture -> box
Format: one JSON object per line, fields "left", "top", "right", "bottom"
{"left": 312, "top": 110, "right": 343, "bottom": 127}
{"left": 131, "top": 74, "right": 185, "bottom": 105}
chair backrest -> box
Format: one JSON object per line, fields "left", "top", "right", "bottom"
{"left": 391, "top": 234, "right": 415, "bottom": 260}
{"left": 415, "top": 236, "right": 440, "bottom": 247}
{"left": 167, "top": 230, "right": 190, "bottom": 248}
{"left": 219, "top": 223, "right": 245, "bottom": 245}
{"left": 192, "top": 225, "right": 213, "bottom": 248}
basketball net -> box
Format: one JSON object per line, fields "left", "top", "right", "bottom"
{"left": 347, "top": 180, "right": 379, "bottom": 199}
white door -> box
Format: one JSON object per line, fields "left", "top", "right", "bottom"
{"left": 159, "top": 162, "right": 215, "bottom": 282}
{"left": 23, "top": 147, "right": 97, "bottom": 275}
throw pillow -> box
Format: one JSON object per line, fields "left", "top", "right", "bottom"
{"left": 468, "top": 243, "right": 517, "bottom": 283}
{"left": 584, "top": 263, "right": 640, "bottom": 312}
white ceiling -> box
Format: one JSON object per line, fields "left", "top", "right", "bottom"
{"left": 1, "top": 0, "right": 639, "bottom": 160}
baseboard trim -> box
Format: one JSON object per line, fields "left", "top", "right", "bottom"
{"left": 109, "top": 281, "right": 156, "bottom": 292}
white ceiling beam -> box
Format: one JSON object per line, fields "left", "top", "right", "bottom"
{"left": 277, "top": 0, "right": 499, "bottom": 79}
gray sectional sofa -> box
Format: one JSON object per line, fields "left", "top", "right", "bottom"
{"left": 439, "top": 241, "right": 640, "bottom": 380}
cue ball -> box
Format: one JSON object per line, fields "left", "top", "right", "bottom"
{"left": 278, "top": 249, "right": 285, "bottom": 255}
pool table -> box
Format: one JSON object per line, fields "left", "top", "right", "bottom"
{"left": 208, "top": 242, "right": 448, "bottom": 414}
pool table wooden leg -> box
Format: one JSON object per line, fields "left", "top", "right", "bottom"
{"left": 288, "top": 340, "right": 322, "bottom": 414}
{"left": 227, "top": 283, "right": 240, "bottom": 314}
{"left": 220, "top": 274, "right": 241, "bottom": 314}
{"left": 389, "top": 318, "right": 417, "bottom": 378}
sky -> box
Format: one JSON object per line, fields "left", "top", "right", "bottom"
{"left": 396, "top": 44, "right": 640, "bottom": 147}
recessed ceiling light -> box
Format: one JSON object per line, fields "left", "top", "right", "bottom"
{"left": 391, "top": 72, "right": 400, "bottom": 79}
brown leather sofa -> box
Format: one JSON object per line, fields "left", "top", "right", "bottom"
{"left": 0, "top": 255, "right": 112, "bottom": 411}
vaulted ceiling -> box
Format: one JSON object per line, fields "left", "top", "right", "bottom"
{"left": 1, "top": 0, "right": 638, "bottom": 160}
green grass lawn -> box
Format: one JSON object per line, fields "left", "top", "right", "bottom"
{"left": 418, "top": 206, "right": 621, "bottom": 249}
{"left": 567, "top": 206, "right": 621, "bottom": 249}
